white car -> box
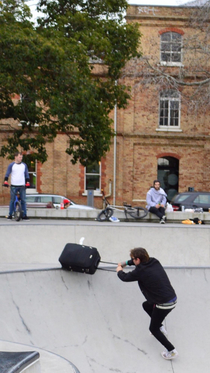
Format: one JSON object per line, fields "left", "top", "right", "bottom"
{"left": 26, "top": 194, "right": 95, "bottom": 210}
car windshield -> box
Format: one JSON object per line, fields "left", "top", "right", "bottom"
{"left": 69, "top": 200, "right": 76, "bottom": 205}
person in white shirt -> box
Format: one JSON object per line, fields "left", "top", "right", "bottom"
{"left": 3, "top": 152, "right": 30, "bottom": 220}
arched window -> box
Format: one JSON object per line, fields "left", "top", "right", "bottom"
{"left": 157, "top": 156, "right": 179, "bottom": 201}
{"left": 159, "top": 89, "right": 180, "bottom": 128}
{"left": 161, "top": 32, "right": 182, "bottom": 64}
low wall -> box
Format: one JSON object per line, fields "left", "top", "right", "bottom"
{"left": 0, "top": 220, "right": 210, "bottom": 267}
{"left": 1, "top": 206, "right": 210, "bottom": 223}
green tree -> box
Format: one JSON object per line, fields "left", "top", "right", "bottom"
{"left": 0, "top": 0, "right": 141, "bottom": 164}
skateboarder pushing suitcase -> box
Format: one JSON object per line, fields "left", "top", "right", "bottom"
{"left": 116, "top": 247, "right": 178, "bottom": 360}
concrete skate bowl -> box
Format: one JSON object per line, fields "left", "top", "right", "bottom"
{"left": 0, "top": 266, "right": 210, "bottom": 373}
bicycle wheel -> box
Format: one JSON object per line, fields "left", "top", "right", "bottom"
{"left": 14, "top": 202, "right": 22, "bottom": 221}
{"left": 97, "top": 207, "right": 114, "bottom": 221}
{"left": 125, "top": 206, "right": 148, "bottom": 220}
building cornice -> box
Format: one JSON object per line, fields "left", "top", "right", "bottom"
{"left": 120, "top": 132, "right": 210, "bottom": 141}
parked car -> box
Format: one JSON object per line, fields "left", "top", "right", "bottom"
{"left": 26, "top": 194, "right": 95, "bottom": 210}
{"left": 171, "top": 191, "right": 210, "bottom": 211}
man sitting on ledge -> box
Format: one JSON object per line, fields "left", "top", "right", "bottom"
{"left": 146, "top": 180, "right": 167, "bottom": 224}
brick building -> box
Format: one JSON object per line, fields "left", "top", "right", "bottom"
{"left": 1, "top": 4, "right": 210, "bottom": 208}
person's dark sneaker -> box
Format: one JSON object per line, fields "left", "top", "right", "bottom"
{"left": 7, "top": 215, "right": 12, "bottom": 220}
{"left": 22, "top": 216, "right": 30, "bottom": 221}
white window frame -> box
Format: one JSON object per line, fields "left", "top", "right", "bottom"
{"left": 158, "top": 90, "right": 181, "bottom": 131}
{"left": 83, "top": 162, "right": 102, "bottom": 196}
{"left": 160, "top": 31, "right": 183, "bottom": 66}
{"left": 25, "top": 159, "right": 37, "bottom": 193}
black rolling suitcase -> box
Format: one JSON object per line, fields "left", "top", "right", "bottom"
{"left": 59, "top": 243, "right": 101, "bottom": 275}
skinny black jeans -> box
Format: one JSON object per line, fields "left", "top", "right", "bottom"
{"left": 143, "top": 301, "right": 175, "bottom": 351}
{"left": 149, "top": 206, "right": 165, "bottom": 220}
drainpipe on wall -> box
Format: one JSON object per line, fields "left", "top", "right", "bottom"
{"left": 104, "top": 179, "right": 112, "bottom": 198}
{"left": 104, "top": 179, "right": 112, "bottom": 209}
{"left": 113, "top": 80, "right": 117, "bottom": 206}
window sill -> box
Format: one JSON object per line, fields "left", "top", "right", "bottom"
{"left": 159, "top": 62, "right": 184, "bottom": 67}
{"left": 82, "top": 191, "right": 103, "bottom": 197}
{"left": 156, "top": 128, "right": 182, "bottom": 132}
{"left": 18, "top": 122, "right": 39, "bottom": 127}
{"left": 26, "top": 188, "right": 38, "bottom": 194}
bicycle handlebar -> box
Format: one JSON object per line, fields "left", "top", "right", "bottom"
{"left": 2, "top": 184, "right": 29, "bottom": 188}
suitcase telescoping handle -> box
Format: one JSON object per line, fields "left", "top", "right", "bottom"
{"left": 95, "top": 257, "right": 100, "bottom": 268}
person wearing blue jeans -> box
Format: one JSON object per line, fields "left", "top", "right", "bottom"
{"left": 3, "top": 151, "right": 30, "bottom": 220}
{"left": 9, "top": 186, "right": 27, "bottom": 218}
{"left": 117, "top": 247, "right": 178, "bottom": 360}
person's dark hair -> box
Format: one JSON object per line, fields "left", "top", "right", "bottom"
{"left": 130, "top": 248, "right": 150, "bottom": 263}
{"left": 14, "top": 151, "right": 22, "bottom": 157}
{"left": 153, "top": 180, "right": 160, "bottom": 185}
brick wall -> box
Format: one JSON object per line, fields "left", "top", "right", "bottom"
{"left": 1, "top": 5, "right": 210, "bottom": 209}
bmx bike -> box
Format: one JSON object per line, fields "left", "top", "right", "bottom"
{"left": 12, "top": 187, "right": 23, "bottom": 221}
{"left": 97, "top": 190, "right": 148, "bottom": 222}
{"left": 3, "top": 185, "right": 24, "bottom": 221}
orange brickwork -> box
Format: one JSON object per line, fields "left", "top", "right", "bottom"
{"left": 1, "top": 5, "right": 210, "bottom": 208}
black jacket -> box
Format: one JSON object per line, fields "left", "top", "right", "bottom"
{"left": 117, "top": 257, "right": 176, "bottom": 305}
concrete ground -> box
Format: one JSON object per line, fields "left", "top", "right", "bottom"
{"left": 0, "top": 218, "right": 209, "bottom": 372}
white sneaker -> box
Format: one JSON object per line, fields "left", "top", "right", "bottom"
{"left": 161, "top": 349, "right": 178, "bottom": 360}
{"left": 160, "top": 325, "right": 168, "bottom": 337}
{"left": 160, "top": 219, "right": 165, "bottom": 224}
